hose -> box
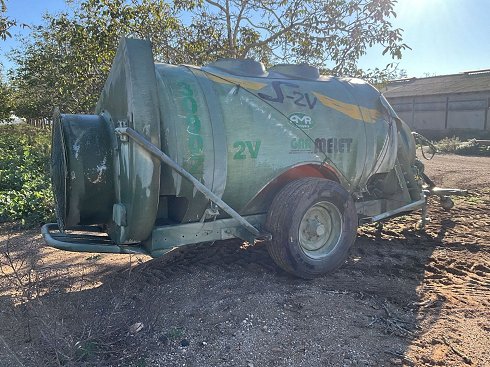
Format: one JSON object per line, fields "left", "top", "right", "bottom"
{"left": 412, "top": 132, "right": 437, "bottom": 160}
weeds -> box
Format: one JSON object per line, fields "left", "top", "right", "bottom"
{"left": 0, "top": 124, "right": 54, "bottom": 226}
{"left": 0, "top": 233, "right": 40, "bottom": 344}
{"left": 429, "top": 136, "right": 490, "bottom": 157}
{"left": 432, "top": 136, "right": 461, "bottom": 153}
{"left": 0, "top": 230, "right": 147, "bottom": 366}
{"left": 453, "top": 192, "right": 488, "bottom": 208}
{"left": 454, "top": 139, "right": 490, "bottom": 156}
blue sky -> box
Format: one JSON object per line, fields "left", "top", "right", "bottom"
{"left": 1, "top": 0, "right": 489, "bottom": 77}
{"left": 358, "top": 0, "right": 490, "bottom": 77}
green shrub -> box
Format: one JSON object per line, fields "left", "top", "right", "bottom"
{"left": 454, "top": 138, "right": 490, "bottom": 156}
{"left": 433, "top": 136, "right": 461, "bottom": 153}
{"left": 0, "top": 124, "right": 54, "bottom": 226}
{"left": 430, "top": 136, "right": 490, "bottom": 157}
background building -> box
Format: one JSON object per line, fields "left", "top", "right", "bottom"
{"left": 382, "top": 70, "right": 490, "bottom": 139}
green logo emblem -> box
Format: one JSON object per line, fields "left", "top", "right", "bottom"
{"left": 289, "top": 112, "right": 315, "bottom": 129}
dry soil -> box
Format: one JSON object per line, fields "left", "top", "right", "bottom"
{"left": 0, "top": 154, "right": 489, "bottom": 366}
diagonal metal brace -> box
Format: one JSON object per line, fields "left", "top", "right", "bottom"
{"left": 115, "top": 127, "right": 270, "bottom": 241}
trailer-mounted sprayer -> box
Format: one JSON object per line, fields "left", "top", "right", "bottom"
{"left": 42, "top": 38, "right": 466, "bottom": 278}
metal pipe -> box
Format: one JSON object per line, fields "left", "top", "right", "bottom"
{"left": 41, "top": 223, "right": 149, "bottom": 255}
{"left": 428, "top": 187, "right": 468, "bottom": 196}
{"left": 369, "top": 197, "right": 426, "bottom": 223}
{"left": 115, "top": 127, "right": 266, "bottom": 239}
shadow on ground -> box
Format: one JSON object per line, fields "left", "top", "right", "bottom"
{"left": 1, "top": 210, "right": 463, "bottom": 367}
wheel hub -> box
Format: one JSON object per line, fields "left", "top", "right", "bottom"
{"left": 304, "top": 218, "right": 327, "bottom": 239}
{"left": 299, "top": 201, "right": 342, "bottom": 259}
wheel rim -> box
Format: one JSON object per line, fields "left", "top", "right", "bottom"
{"left": 299, "top": 201, "right": 342, "bottom": 259}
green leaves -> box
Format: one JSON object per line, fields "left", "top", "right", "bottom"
{"left": 182, "top": 0, "right": 409, "bottom": 76}
{"left": 0, "top": 0, "right": 15, "bottom": 41}
{"left": 0, "top": 74, "right": 15, "bottom": 121}
{"left": 8, "top": 0, "right": 409, "bottom": 119}
{"left": 0, "top": 125, "right": 54, "bottom": 226}
{"left": 10, "top": 0, "right": 186, "bottom": 118}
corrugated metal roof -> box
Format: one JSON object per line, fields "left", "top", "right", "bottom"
{"left": 382, "top": 69, "right": 490, "bottom": 98}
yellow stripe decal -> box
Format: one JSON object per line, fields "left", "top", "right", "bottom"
{"left": 206, "top": 74, "right": 267, "bottom": 91}
{"left": 312, "top": 92, "right": 380, "bottom": 123}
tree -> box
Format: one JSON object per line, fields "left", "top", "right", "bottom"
{"left": 177, "top": 0, "right": 410, "bottom": 75}
{"left": 10, "top": 0, "right": 185, "bottom": 118}
{"left": 0, "top": 0, "right": 15, "bottom": 40}
{"left": 356, "top": 63, "right": 407, "bottom": 89}
{"left": 0, "top": 73, "right": 14, "bottom": 120}
{"left": 10, "top": 0, "right": 410, "bottom": 118}
{"left": 1, "top": 0, "right": 28, "bottom": 41}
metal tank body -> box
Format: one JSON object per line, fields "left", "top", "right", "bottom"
{"left": 98, "top": 39, "right": 395, "bottom": 241}
{"left": 44, "top": 38, "right": 464, "bottom": 278}
{"left": 154, "top": 61, "right": 396, "bottom": 215}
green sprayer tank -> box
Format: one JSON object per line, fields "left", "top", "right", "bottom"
{"left": 42, "top": 38, "right": 465, "bottom": 278}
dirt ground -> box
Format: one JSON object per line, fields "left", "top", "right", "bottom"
{"left": 0, "top": 154, "right": 489, "bottom": 367}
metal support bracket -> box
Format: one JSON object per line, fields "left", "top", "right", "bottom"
{"left": 419, "top": 195, "right": 429, "bottom": 229}
{"left": 115, "top": 127, "right": 269, "bottom": 241}
{"left": 362, "top": 197, "right": 427, "bottom": 224}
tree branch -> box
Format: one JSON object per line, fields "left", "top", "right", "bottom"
{"left": 203, "top": 0, "right": 227, "bottom": 13}
{"left": 232, "top": 0, "right": 249, "bottom": 44}
{"left": 239, "top": 20, "right": 307, "bottom": 58}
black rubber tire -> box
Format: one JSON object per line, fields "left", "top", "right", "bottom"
{"left": 265, "top": 177, "right": 358, "bottom": 279}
